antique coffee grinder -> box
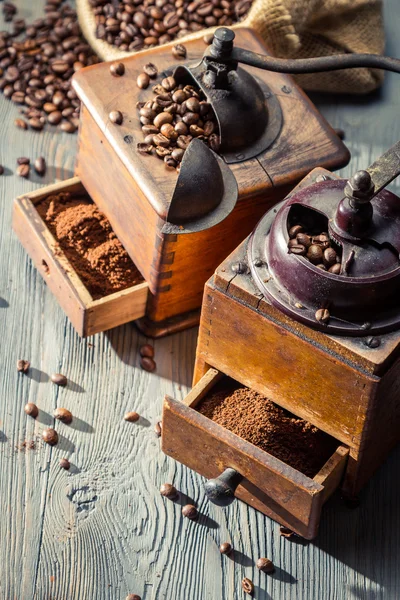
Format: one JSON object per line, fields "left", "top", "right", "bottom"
{"left": 162, "top": 140, "right": 400, "bottom": 538}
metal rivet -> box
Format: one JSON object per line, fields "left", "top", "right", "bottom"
{"left": 281, "top": 85, "right": 291, "bottom": 94}
{"left": 364, "top": 336, "right": 380, "bottom": 348}
{"left": 315, "top": 174, "right": 330, "bottom": 183}
{"left": 124, "top": 135, "right": 133, "bottom": 144}
{"left": 231, "top": 261, "right": 247, "bottom": 274}
{"left": 264, "top": 92, "right": 271, "bottom": 99}
{"left": 236, "top": 153, "right": 245, "bottom": 160}
{"left": 254, "top": 259, "right": 263, "bottom": 267}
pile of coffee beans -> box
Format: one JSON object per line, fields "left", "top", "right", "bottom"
{"left": 136, "top": 64, "right": 220, "bottom": 170}
{"left": 287, "top": 224, "right": 342, "bottom": 274}
{"left": 90, "top": 0, "right": 253, "bottom": 52}
{"left": 0, "top": 0, "right": 100, "bottom": 133}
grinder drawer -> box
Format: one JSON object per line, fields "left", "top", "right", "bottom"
{"left": 13, "top": 177, "right": 148, "bottom": 337}
{"left": 162, "top": 368, "right": 349, "bottom": 539}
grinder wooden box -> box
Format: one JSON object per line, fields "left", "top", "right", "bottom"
{"left": 162, "top": 167, "right": 400, "bottom": 537}
{"left": 70, "top": 26, "right": 349, "bottom": 337}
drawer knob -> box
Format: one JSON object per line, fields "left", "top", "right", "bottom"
{"left": 204, "top": 468, "right": 243, "bottom": 507}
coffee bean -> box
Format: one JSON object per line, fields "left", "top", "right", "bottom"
{"left": 29, "top": 118, "right": 44, "bottom": 131}
{"left": 329, "top": 263, "right": 341, "bottom": 274}
{"left": 51, "top": 373, "right": 67, "bottom": 386}
{"left": 289, "top": 225, "right": 304, "bottom": 238}
{"left": 315, "top": 308, "right": 330, "bottom": 324}
{"left": 110, "top": 62, "right": 125, "bottom": 77}
{"left": 110, "top": 110, "right": 123, "bottom": 125}
{"left": 242, "top": 578, "right": 254, "bottom": 595}
{"left": 17, "top": 157, "right": 30, "bottom": 166}
{"left": 161, "top": 76, "right": 176, "bottom": 92}
{"left": 34, "top": 157, "right": 46, "bottom": 176}
{"left": 323, "top": 247, "right": 337, "bottom": 268}
{"left": 143, "top": 63, "right": 158, "bottom": 78}
{"left": 172, "top": 44, "right": 187, "bottom": 59}
{"left": 160, "top": 123, "right": 178, "bottom": 140}
{"left": 17, "top": 164, "right": 30, "bottom": 178}
{"left": 126, "top": 595, "right": 141, "bottom": 600}
{"left": 296, "top": 233, "right": 311, "bottom": 248}
{"left": 288, "top": 243, "right": 306, "bottom": 256}
{"left": 307, "top": 244, "right": 323, "bottom": 264}
{"left": 153, "top": 133, "right": 170, "bottom": 148}
{"left": 219, "top": 542, "right": 232, "bottom": 555}
{"left": 182, "top": 504, "right": 198, "bottom": 519}
{"left": 42, "top": 428, "right": 58, "bottom": 446}
{"left": 17, "top": 359, "right": 30, "bottom": 373}
{"left": 48, "top": 111, "right": 62, "bottom": 125}
{"left": 124, "top": 411, "right": 140, "bottom": 422}
{"left": 140, "top": 356, "right": 156, "bottom": 372}
{"left": 137, "top": 142, "right": 153, "bottom": 154}
{"left": 24, "top": 403, "right": 38, "bottom": 418}
{"left": 60, "top": 458, "right": 70, "bottom": 470}
{"left": 160, "top": 483, "right": 178, "bottom": 499}
{"left": 154, "top": 421, "right": 162, "bottom": 437}
{"left": 15, "top": 118, "right": 28, "bottom": 130}
{"left": 60, "top": 121, "right": 76, "bottom": 133}
{"left": 137, "top": 72, "right": 150, "bottom": 89}
{"left": 256, "top": 557, "right": 275, "bottom": 573}
{"left": 154, "top": 111, "right": 173, "bottom": 128}
{"left": 140, "top": 344, "right": 154, "bottom": 358}
{"left": 54, "top": 407, "right": 73, "bottom": 424}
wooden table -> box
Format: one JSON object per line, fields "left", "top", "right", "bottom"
{"left": 1, "top": 2, "right": 399, "bottom": 599}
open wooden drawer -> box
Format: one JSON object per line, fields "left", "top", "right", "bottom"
{"left": 162, "top": 368, "right": 349, "bottom": 539}
{"left": 13, "top": 177, "right": 149, "bottom": 337}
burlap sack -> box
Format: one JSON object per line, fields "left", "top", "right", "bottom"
{"left": 77, "top": 0, "right": 385, "bottom": 93}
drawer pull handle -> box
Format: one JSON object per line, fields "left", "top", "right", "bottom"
{"left": 204, "top": 468, "right": 243, "bottom": 507}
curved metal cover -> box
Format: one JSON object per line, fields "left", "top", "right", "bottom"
{"left": 248, "top": 179, "right": 400, "bottom": 336}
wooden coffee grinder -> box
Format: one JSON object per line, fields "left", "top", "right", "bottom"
{"left": 162, "top": 140, "right": 400, "bottom": 538}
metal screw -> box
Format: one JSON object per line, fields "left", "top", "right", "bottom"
{"left": 281, "top": 85, "right": 291, "bottom": 94}
{"left": 364, "top": 336, "right": 380, "bottom": 348}
{"left": 231, "top": 261, "right": 247, "bottom": 274}
{"left": 254, "top": 259, "right": 263, "bottom": 267}
{"left": 264, "top": 92, "right": 271, "bottom": 99}
{"left": 315, "top": 174, "right": 330, "bottom": 183}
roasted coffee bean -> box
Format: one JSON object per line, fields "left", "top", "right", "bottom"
{"left": 329, "top": 263, "right": 341, "bottom": 274}
{"left": 17, "top": 359, "right": 30, "bottom": 373}
{"left": 171, "top": 148, "right": 185, "bottom": 162}
{"left": 34, "top": 157, "right": 46, "bottom": 176}
{"left": 164, "top": 155, "right": 177, "bottom": 168}
{"left": 174, "top": 121, "right": 188, "bottom": 135}
{"left": 296, "top": 233, "right": 311, "bottom": 248}
{"left": 154, "top": 111, "right": 173, "bottom": 128}
{"left": 17, "top": 164, "right": 30, "bottom": 178}
{"left": 17, "top": 157, "right": 30, "bottom": 166}
{"left": 154, "top": 421, "right": 162, "bottom": 437}
{"left": 153, "top": 133, "right": 170, "bottom": 148}
{"left": 256, "top": 557, "right": 275, "bottom": 573}
{"left": 182, "top": 504, "right": 198, "bottom": 519}
{"left": 110, "top": 110, "right": 123, "bottom": 125}
{"left": 124, "top": 411, "right": 140, "bottom": 422}
{"left": 172, "top": 44, "right": 187, "bottom": 59}
{"left": 288, "top": 243, "right": 306, "bottom": 256}
{"left": 110, "top": 62, "right": 125, "bottom": 77}
{"left": 137, "top": 142, "right": 153, "bottom": 154}
{"left": 307, "top": 244, "right": 324, "bottom": 264}
{"left": 15, "top": 118, "right": 28, "bottom": 130}
{"left": 313, "top": 233, "right": 330, "bottom": 245}
{"left": 289, "top": 225, "right": 304, "bottom": 238}
{"left": 54, "top": 407, "right": 73, "bottom": 424}
{"left": 323, "top": 247, "right": 337, "bottom": 268}
{"left": 140, "top": 344, "right": 154, "bottom": 358}
{"left": 177, "top": 134, "right": 192, "bottom": 150}
{"left": 316, "top": 263, "right": 326, "bottom": 270}
{"left": 51, "top": 373, "right": 67, "bottom": 386}
{"left": 137, "top": 72, "right": 150, "bottom": 89}
{"left": 160, "top": 483, "right": 178, "bottom": 498}
{"left": 60, "top": 458, "right": 71, "bottom": 470}
{"left": 140, "top": 356, "right": 156, "bottom": 372}
{"left": 208, "top": 133, "right": 220, "bottom": 152}
{"left": 143, "top": 62, "right": 158, "bottom": 78}
{"left": 60, "top": 121, "right": 76, "bottom": 134}
{"left": 161, "top": 76, "right": 176, "bottom": 92}
{"left": 126, "top": 595, "right": 141, "bottom": 600}
{"left": 219, "top": 542, "right": 232, "bottom": 555}
{"left": 160, "top": 123, "right": 178, "bottom": 140}
{"left": 48, "top": 111, "right": 62, "bottom": 125}
{"left": 242, "top": 578, "right": 254, "bottom": 595}
{"left": 42, "top": 428, "right": 58, "bottom": 446}
{"left": 24, "top": 403, "right": 38, "bottom": 418}
{"left": 29, "top": 118, "right": 44, "bottom": 131}
{"left": 315, "top": 308, "right": 330, "bottom": 324}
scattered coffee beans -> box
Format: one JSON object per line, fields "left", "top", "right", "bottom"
{"left": 60, "top": 457, "right": 71, "bottom": 470}
{"left": 34, "top": 157, "right": 46, "bottom": 176}
{"left": 42, "top": 428, "right": 58, "bottom": 446}
{"left": 241, "top": 577, "right": 254, "bottom": 595}
{"left": 51, "top": 373, "right": 67, "bottom": 386}
{"left": 110, "top": 62, "right": 125, "bottom": 77}
{"left": 0, "top": 1, "right": 99, "bottom": 133}
{"left": 124, "top": 411, "right": 140, "bottom": 422}
{"left": 137, "top": 73, "right": 220, "bottom": 170}
{"left": 182, "top": 504, "right": 198, "bottom": 519}
{"left": 219, "top": 542, "right": 232, "bottom": 555}
{"left": 143, "top": 63, "right": 158, "bottom": 78}
{"left": 160, "top": 483, "right": 178, "bottom": 499}
{"left": 154, "top": 421, "right": 162, "bottom": 437}
{"left": 90, "top": 0, "right": 252, "bottom": 52}
{"left": 256, "top": 557, "right": 275, "bottom": 573}
{"left": 140, "top": 356, "right": 156, "bottom": 372}
{"left": 137, "top": 72, "right": 150, "bottom": 89}
{"left": 315, "top": 308, "right": 330, "bottom": 324}
{"left": 110, "top": 109, "right": 123, "bottom": 125}
{"left": 54, "top": 407, "right": 73, "bottom": 424}
{"left": 17, "top": 164, "right": 30, "bottom": 178}
{"left": 287, "top": 224, "right": 342, "bottom": 272}
{"left": 24, "top": 402, "right": 38, "bottom": 418}
{"left": 17, "top": 359, "right": 30, "bottom": 373}
{"left": 172, "top": 44, "right": 187, "bottom": 59}
{"left": 140, "top": 344, "right": 154, "bottom": 358}
{"left": 17, "top": 157, "right": 30, "bottom": 165}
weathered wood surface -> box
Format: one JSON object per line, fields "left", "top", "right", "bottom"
{"left": 0, "top": 1, "right": 400, "bottom": 599}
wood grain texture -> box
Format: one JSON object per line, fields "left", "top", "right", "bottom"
{"left": 0, "top": 1, "right": 400, "bottom": 599}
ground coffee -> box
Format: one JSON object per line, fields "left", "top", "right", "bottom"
{"left": 36, "top": 191, "right": 143, "bottom": 299}
{"left": 197, "top": 381, "right": 338, "bottom": 477}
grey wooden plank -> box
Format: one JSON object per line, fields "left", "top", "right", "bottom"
{"left": 0, "top": 1, "right": 400, "bottom": 599}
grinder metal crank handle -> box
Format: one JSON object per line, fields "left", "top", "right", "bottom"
{"left": 208, "top": 27, "right": 400, "bottom": 75}
{"left": 204, "top": 467, "right": 243, "bottom": 506}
